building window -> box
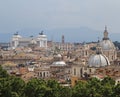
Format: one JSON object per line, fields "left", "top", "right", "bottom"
{"left": 43, "top": 72, "right": 45, "bottom": 77}
{"left": 86, "top": 51, "right": 87, "bottom": 56}
{"left": 89, "top": 69, "right": 91, "bottom": 73}
{"left": 40, "top": 72, "right": 42, "bottom": 77}
{"left": 80, "top": 68, "right": 83, "bottom": 77}
{"left": 112, "top": 56, "right": 114, "bottom": 60}
{"left": 74, "top": 68, "right": 76, "bottom": 76}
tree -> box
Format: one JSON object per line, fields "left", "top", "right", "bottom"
{"left": 113, "top": 84, "right": 120, "bottom": 97}
{"left": 46, "top": 80, "right": 61, "bottom": 97}
{"left": 101, "top": 77, "right": 115, "bottom": 85}
{"left": 59, "top": 87, "right": 72, "bottom": 97}
{"left": 87, "top": 78, "right": 102, "bottom": 97}
{"left": 0, "top": 65, "right": 9, "bottom": 78}
{"left": 10, "top": 76, "right": 25, "bottom": 97}
{"left": 24, "top": 78, "right": 47, "bottom": 97}
{"left": 0, "top": 66, "right": 11, "bottom": 97}
{"left": 72, "top": 81, "right": 89, "bottom": 97}
{"left": 11, "top": 92, "right": 19, "bottom": 97}
{"left": 100, "top": 77, "right": 115, "bottom": 97}
{"left": 0, "top": 78, "right": 12, "bottom": 97}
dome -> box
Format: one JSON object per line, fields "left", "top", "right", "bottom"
{"left": 100, "top": 26, "right": 115, "bottom": 50}
{"left": 88, "top": 54, "right": 110, "bottom": 68}
{"left": 51, "top": 61, "right": 66, "bottom": 66}
{"left": 53, "top": 54, "right": 62, "bottom": 61}
{"left": 100, "top": 40, "right": 115, "bottom": 50}
{"left": 55, "top": 54, "right": 62, "bottom": 58}
{"left": 88, "top": 39, "right": 110, "bottom": 68}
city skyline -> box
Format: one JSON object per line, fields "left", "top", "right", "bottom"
{"left": 0, "top": 27, "right": 120, "bottom": 43}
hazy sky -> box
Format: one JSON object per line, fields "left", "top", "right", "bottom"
{"left": 0, "top": 0, "right": 120, "bottom": 33}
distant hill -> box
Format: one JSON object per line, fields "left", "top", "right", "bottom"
{"left": 0, "top": 27, "right": 119, "bottom": 43}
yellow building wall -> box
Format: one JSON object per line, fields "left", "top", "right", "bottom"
{"left": 71, "top": 76, "right": 78, "bottom": 87}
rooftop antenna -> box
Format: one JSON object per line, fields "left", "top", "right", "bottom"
{"left": 62, "top": 35, "right": 65, "bottom": 44}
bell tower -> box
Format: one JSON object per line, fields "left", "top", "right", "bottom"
{"left": 62, "top": 35, "right": 65, "bottom": 44}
